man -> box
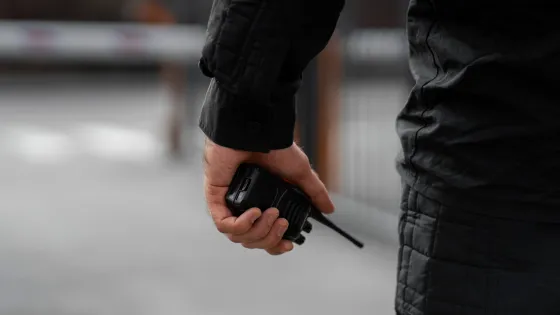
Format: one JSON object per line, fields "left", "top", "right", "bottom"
{"left": 198, "top": 0, "right": 560, "bottom": 314}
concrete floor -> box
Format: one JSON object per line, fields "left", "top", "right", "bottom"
{"left": 0, "top": 73, "right": 400, "bottom": 315}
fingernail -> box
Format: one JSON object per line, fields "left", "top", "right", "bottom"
{"left": 251, "top": 210, "right": 261, "bottom": 223}
{"left": 277, "top": 221, "right": 289, "bottom": 236}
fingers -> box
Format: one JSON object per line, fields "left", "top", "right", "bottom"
{"left": 205, "top": 170, "right": 266, "bottom": 235}
{"left": 225, "top": 208, "right": 295, "bottom": 256}
{"left": 228, "top": 208, "right": 279, "bottom": 243}
{"left": 266, "top": 240, "right": 294, "bottom": 256}
{"left": 241, "top": 217, "right": 289, "bottom": 250}
{"left": 211, "top": 204, "right": 262, "bottom": 235}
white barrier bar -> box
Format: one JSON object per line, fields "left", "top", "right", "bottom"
{"left": 345, "top": 28, "right": 408, "bottom": 63}
{"left": 0, "top": 21, "right": 406, "bottom": 64}
{"left": 0, "top": 21, "right": 207, "bottom": 63}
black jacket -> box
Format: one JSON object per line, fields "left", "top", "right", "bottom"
{"left": 398, "top": 0, "right": 560, "bottom": 222}
{"left": 198, "top": 0, "right": 344, "bottom": 152}
{"left": 199, "top": 0, "right": 560, "bottom": 219}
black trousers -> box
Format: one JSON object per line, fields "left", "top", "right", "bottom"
{"left": 396, "top": 184, "right": 560, "bottom": 315}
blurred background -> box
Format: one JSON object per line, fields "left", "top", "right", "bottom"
{"left": 0, "top": 1, "right": 412, "bottom": 314}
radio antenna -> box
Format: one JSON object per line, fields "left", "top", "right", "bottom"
{"left": 309, "top": 207, "right": 364, "bottom": 248}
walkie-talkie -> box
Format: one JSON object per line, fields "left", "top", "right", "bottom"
{"left": 225, "top": 163, "right": 364, "bottom": 248}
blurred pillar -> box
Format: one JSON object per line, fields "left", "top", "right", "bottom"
{"left": 316, "top": 32, "right": 342, "bottom": 192}
{"left": 296, "top": 32, "right": 343, "bottom": 192}
{"left": 356, "top": 0, "right": 402, "bottom": 28}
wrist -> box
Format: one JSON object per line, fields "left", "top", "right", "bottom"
{"left": 199, "top": 79, "right": 299, "bottom": 153}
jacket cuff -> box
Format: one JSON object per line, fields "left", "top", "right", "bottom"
{"left": 199, "top": 78, "right": 300, "bottom": 153}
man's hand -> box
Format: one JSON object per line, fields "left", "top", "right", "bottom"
{"left": 203, "top": 138, "right": 334, "bottom": 255}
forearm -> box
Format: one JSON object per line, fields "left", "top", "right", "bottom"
{"left": 198, "top": 0, "right": 345, "bottom": 153}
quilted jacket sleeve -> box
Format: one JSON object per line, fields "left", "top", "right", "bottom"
{"left": 198, "top": 0, "right": 345, "bottom": 153}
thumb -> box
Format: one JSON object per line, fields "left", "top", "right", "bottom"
{"left": 261, "top": 145, "right": 335, "bottom": 214}
{"left": 293, "top": 167, "right": 335, "bottom": 214}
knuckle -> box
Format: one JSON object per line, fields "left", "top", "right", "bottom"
{"left": 244, "top": 241, "right": 262, "bottom": 250}
{"left": 243, "top": 234, "right": 261, "bottom": 244}
{"left": 244, "top": 238, "right": 268, "bottom": 250}
{"left": 229, "top": 226, "right": 242, "bottom": 235}
{"left": 233, "top": 223, "right": 251, "bottom": 235}
{"left": 216, "top": 223, "right": 229, "bottom": 234}
{"left": 264, "top": 236, "right": 281, "bottom": 249}
{"left": 298, "top": 153, "right": 310, "bottom": 165}
{"left": 266, "top": 249, "right": 282, "bottom": 256}
{"left": 254, "top": 226, "right": 270, "bottom": 240}
{"left": 227, "top": 234, "right": 242, "bottom": 243}
{"left": 205, "top": 185, "right": 223, "bottom": 200}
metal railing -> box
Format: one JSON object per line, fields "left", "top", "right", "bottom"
{"left": 297, "top": 28, "right": 411, "bottom": 217}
